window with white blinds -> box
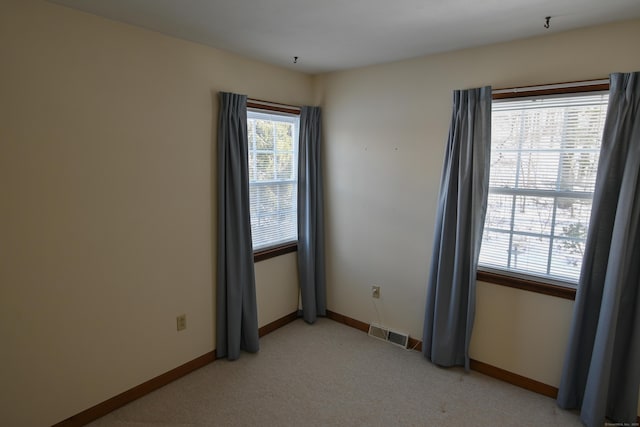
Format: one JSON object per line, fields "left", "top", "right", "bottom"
{"left": 478, "top": 91, "right": 609, "bottom": 286}
{"left": 247, "top": 109, "right": 299, "bottom": 251}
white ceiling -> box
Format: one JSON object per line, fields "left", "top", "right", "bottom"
{"left": 49, "top": 0, "right": 640, "bottom": 74}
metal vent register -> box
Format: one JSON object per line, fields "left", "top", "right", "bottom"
{"left": 368, "top": 323, "right": 409, "bottom": 349}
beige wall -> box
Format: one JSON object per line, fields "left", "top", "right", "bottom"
{"left": 471, "top": 282, "right": 574, "bottom": 386}
{"left": 0, "top": 1, "right": 308, "bottom": 425}
{"left": 255, "top": 253, "right": 299, "bottom": 327}
{"left": 317, "top": 16, "right": 640, "bottom": 407}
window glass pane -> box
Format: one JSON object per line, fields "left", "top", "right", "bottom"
{"left": 484, "top": 194, "right": 514, "bottom": 231}
{"left": 478, "top": 230, "right": 510, "bottom": 268}
{"left": 279, "top": 182, "right": 296, "bottom": 210}
{"left": 509, "top": 235, "right": 549, "bottom": 276}
{"left": 558, "top": 151, "right": 600, "bottom": 192}
{"left": 512, "top": 196, "right": 553, "bottom": 235}
{"left": 258, "top": 185, "right": 277, "bottom": 215}
{"left": 515, "top": 151, "right": 560, "bottom": 191}
{"left": 255, "top": 120, "right": 274, "bottom": 150}
{"left": 276, "top": 153, "right": 294, "bottom": 179}
{"left": 256, "top": 153, "right": 274, "bottom": 181}
{"left": 555, "top": 198, "right": 592, "bottom": 237}
{"left": 275, "top": 122, "right": 293, "bottom": 151}
{"left": 550, "top": 238, "right": 584, "bottom": 281}
{"left": 488, "top": 151, "right": 518, "bottom": 188}
{"left": 479, "top": 91, "right": 608, "bottom": 286}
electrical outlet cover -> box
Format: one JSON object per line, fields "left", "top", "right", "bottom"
{"left": 177, "top": 314, "right": 187, "bottom": 331}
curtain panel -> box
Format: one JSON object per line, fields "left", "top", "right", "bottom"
{"left": 216, "top": 92, "right": 259, "bottom": 360}
{"left": 422, "top": 86, "right": 492, "bottom": 370}
{"left": 297, "top": 106, "right": 327, "bottom": 324}
{"left": 558, "top": 72, "right": 640, "bottom": 427}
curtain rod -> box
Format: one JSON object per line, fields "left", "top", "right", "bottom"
{"left": 492, "top": 79, "right": 609, "bottom": 95}
{"left": 247, "top": 98, "right": 301, "bottom": 114}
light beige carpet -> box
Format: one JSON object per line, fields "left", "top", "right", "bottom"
{"left": 88, "top": 318, "right": 582, "bottom": 426}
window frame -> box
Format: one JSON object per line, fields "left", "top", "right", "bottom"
{"left": 477, "top": 80, "right": 610, "bottom": 300}
{"left": 246, "top": 99, "right": 301, "bottom": 262}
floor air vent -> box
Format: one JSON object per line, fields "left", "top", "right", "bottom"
{"left": 368, "top": 323, "right": 409, "bottom": 349}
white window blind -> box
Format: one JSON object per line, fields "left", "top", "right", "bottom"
{"left": 247, "top": 109, "right": 299, "bottom": 250}
{"left": 478, "top": 92, "right": 609, "bottom": 285}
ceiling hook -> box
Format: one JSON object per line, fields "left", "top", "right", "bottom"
{"left": 544, "top": 16, "right": 551, "bottom": 29}
{"left": 293, "top": 56, "right": 298, "bottom": 64}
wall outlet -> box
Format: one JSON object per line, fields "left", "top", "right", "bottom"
{"left": 176, "top": 314, "right": 187, "bottom": 331}
{"left": 371, "top": 285, "right": 380, "bottom": 299}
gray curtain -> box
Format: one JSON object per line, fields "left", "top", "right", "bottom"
{"left": 422, "top": 86, "right": 491, "bottom": 370}
{"left": 216, "top": 92, "right": 259, "bottom": 360}
{"left": 557, "top": 72, "right": 640, "bottom": 427}
{"left": 297, "top": 106, "right": 326, "bottom": 324}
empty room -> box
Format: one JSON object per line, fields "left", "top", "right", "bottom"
{"left": 2, "top": 1, "right": 639, "bottom": 426}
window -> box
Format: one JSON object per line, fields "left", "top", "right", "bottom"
{"left": 247, "top": 109, "right": 299, "bottom": 251}
{"left": 478, "top": 90, "right": 609, "bottom": 286}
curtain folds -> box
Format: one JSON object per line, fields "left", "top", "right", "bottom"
{"left": 216, "top": 92, "right": 259, "bottom": 360}
{"left": 557, "top": 72, "right": 640, "bottom": 427}
{"left": 297, "top": 106, "right": 326, "bottom": 324}
{"left": 422, "top": 86, "right": 492, "bottom": 370}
